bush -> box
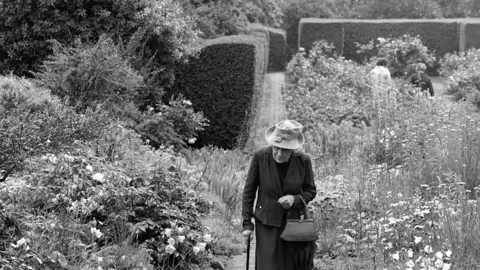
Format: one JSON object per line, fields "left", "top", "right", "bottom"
{"left": 439, "top": 49, "right": 480, "bottom": 105}
{"left": 343, "top": 19, "right": 459, "bottom": 73}
{"left": 0, "top": 0, "right": 142, "bottom": 76}
{"left": 284, "top": 41, "right": 372, "bottom": 160}
{"left": 171, "top": 35, "right": 266, "bottom": 149}
{"left": 298, "top": 18, "right": 344, "bottom": 56}
{"left": 0, "top": 75, "right": 109, "bottom": 182}
{"left": 34, "top": 37, "right": 144, "bottom": 112}
{"left": 356, "top": 34, "right": 436, "bottom": 77}
{"left": 0, "top": 125, "right": 216, "bottom": 269}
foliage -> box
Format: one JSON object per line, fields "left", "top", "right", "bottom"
{"left": 135, "top": 94, "right": 209, "bottom": 149}
{"left": 355, "top": 35, "right": 436, "bottom": 77}
{"left": 34, "top": 37, "right": 144, "bottom": 113}
{"left": 357, "top": 0, "right": 444, "bottom": 19}
{"left": 440, "top": 49, "right": 480, "bottom": 106}
{"left": 172, "top": 35, "right": 265, "bottom": 149}
{"left": 0, "top": 75, "right": 109, "bottom": 182}
{"left": 0, "top": 0, "right": 141, "bottom": 76}
{"left": 0, "top": 123, "right": 216, "bottom": 269}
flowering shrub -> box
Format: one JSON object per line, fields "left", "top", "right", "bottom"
{"left": 284, "top": 41, "right": 373, "bottom": 161}
{"left": 439, "top": 49, "right": 480, "bottom": 106}
{"left": 0, "top": 121, "right": 216, "bottom": 269}
{"left": 356, "top": 35, "right": 436, "bottom": 77}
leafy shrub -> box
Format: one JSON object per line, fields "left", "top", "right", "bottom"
{"left": 172, "top": 35, "right": 266, "bottom": 149}
{"left": 0, "top": 0, "right": 141, "bottom": 76}
{"left": 439, "top": 49, "right": 480, "bottom": 104}
{"left": 0, "top": 123, "right": 216, "bottom": 269}
{"left": 356, "top": 34, "right": 436, "bottom": 77}
{"left": 0, "top": 75, "right": 109, "bottom": 181}
{"left": 135, "top": 95, "right": 209, "bottom": 149}
{"left": 34, "top": 37, "right": 144, "bottom": 112}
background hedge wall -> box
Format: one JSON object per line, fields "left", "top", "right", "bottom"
{"left": 343, "top": 19, "right": 460, "bottom": 66}
{"left": 298, "top": 18, "right": 344, "bottom": 55}
{"left": 463, "top": 21, "right": 480, "bottom": 51}
{"left": 265, "top": 27, "right": 287, "bottom": 71}
{"left": 172, "top": 35, "right": 266, "bottom": 149}
{"left": 247, "top": 23, "right": 287, "bottom": 72}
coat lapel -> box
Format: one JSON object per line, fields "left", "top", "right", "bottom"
{"left": 266, "top": 147, "right": 283, "bottom": 196}
{"left": 282, "top": 151, "right": 300, "bottom": 188}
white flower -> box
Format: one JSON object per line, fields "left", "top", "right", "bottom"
{"left": 406, "top": 260, "right": 415, "bottom": 268}
{"left": 443, "top": 263, "right": 451, "bottom": 270}
{"left": 407, "top": 249, "right": 414, "bottom": 258}
{"left": 424, "top": 245, "right": 433, "bottom": 253}
{"left": 198, "top": 242, "right": 207, "bottom": 251}
{"left": 90, "top": 228, "right": 103, "bottom": 238}
{"left": 445, "top": 250, "right": 452, "bottom": 257}
{"left": 167, "top": 238, "right": 175, "bottom": 246}
{"left": 414, "top": 236, "right": 422, "bottom": 244}
{"left": 177, "top": 227, "right": 184, "bottom": 234}
{"left": 178, "top": 236, "right": 185, "bottom": 243}
{"left": 391, "top": 252, "right": 400, "bottom": 261}
{"left": 92, "top": 173, "right": 104, "bottom": 182}
{"left": 86, "top": 165, "right": 93, "bottom": 173}
{"left": 165, "top": 245, "right": 176, "bottom": 254}
{"left": 193, "top": 246, "right": 201, "bottom": 255}
{"left": 203, "top": 234, "right": 212, "bottom": 243}
{"left": 11, "top": 238, "right": 28, "bottom": 248}
{"left": 435, "top": 251, "right": 443, "bottom": 259}
{"left": 188, "top": 138, "right": 196, "bottom": 144}
{"left": 165, "top": 228, "right": 172, "bottom": 237}
{"left": 182, "top": 100, "right": 192, "bottom": 106}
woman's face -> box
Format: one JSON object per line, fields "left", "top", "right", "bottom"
{"left": 272, "top": 146, "right": 292, "bottom": 163}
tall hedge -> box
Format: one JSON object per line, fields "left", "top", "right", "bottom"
{"left": 247, "top": 23, "right": 287, "bottom": 72}
{"left": 298, "top": 18, "right": 344, "bottom": 55}
{"left": 265, "top": 27, "right": 287, "bottom": 71}
{"left": 172, "top": 35, "right": 266, "bottom": 149}
{"left": 246, "top": 24, "right": 270, "bottom": 75}
{"left": 463, "top": 21, "right": 480, "bottom": 51}
{"left": 342, "top": 19, "right": 460, "bottom": 65}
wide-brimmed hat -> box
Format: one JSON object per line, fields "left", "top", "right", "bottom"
{"left": 265, "top": 120, "right": 304, "bottom": 150}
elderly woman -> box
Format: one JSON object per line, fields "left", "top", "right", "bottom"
{"left": 241, "top": 120, "right": 317, "bottom": 270}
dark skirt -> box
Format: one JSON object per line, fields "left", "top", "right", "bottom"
{"left": 254, "top": 218, "right": 316, "bottom": 270}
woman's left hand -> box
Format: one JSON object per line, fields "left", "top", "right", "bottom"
{"left": 277, "top": 195, "right": 295, "bottom": 209}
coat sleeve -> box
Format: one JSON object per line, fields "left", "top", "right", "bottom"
{"left": 242, "top": 153, "right": 260, "bottom": 231}
{"left": 427, "top": 79, "right": 434, "bottom": 96}
{"left": 292, "top": 155, "right": 317, "bottom": 208}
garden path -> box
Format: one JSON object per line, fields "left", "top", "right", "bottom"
{"left": 227, "top": 72, "right": 287, "bottom": 270}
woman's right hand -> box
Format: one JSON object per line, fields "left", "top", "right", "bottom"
{"left": 242, "top": 230, "right": 253, "bottom": 245}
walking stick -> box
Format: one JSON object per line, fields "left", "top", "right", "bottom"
{"left": 246, "top": 234, "right": 251, "bottom": 270}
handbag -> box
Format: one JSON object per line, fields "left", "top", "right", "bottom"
{"left": 280, "top": 196, "right": 318, "bottom": 242}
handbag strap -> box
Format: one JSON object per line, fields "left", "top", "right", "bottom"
{"left": 286, "top": 195, "right": 310, "bottom": 219}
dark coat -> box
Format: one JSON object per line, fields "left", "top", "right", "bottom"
{"left": 408, "top": 72, "right": 434, "bottom": 96}
{"left": 242, "top": 146, "right": 317, "bottom": 230}
{"left": 241, "top": 146, "right": 318, "bottom": 270}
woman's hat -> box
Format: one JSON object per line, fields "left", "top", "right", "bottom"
{"left": 265, "top": 120, "right": 304, "bottom": 150}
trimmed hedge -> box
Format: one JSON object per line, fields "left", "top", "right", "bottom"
{"left": 247, "top": 23, "right": 287, "bottom": 72}
{"left": 265, "top": 27, "right": 287, "bottom": 71}
{"left": 172, "top": 35, "right": 266, "bottom": 149}
{"left": 297, "top": 18, "right": 463, "bottom": 74}
{"left": 246, "top": 24, "right": 270, "bottom": 75}
{"left": 463, "top": 22, "right": 480, "bottom": 51}
{"left": 298, "top": 18, "right": 344, "bottom": 55}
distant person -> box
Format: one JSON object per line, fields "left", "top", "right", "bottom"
{"left": 369, "top": 58, "right": 392, "bottom": 90}
{"left": 407, "top": 63, "right": 434, "bottom": 97}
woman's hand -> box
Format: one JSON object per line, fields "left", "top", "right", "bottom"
{"left": 277, "top": 195, "right": 295, "bottom": 209}
{"left": 242, "top": 230, "right": 253, "bottom": 245}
